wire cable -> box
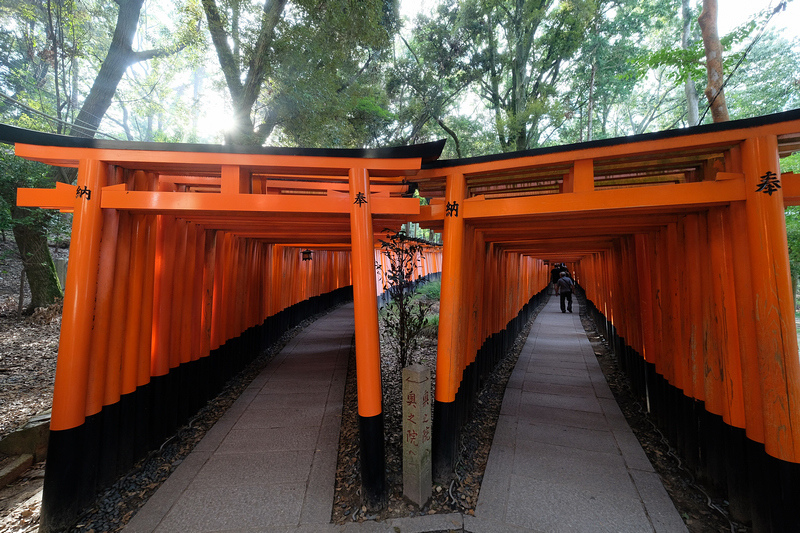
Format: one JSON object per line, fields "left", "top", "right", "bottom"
{"left": 0, "top": 92, "right": 120, "bottom": 140}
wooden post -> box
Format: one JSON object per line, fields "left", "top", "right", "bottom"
{"left": 707, "top": 207, "right": 745, "bottom": 428}
{"left": 41, "top": 158, "right": 107, "bottom": 532}
{"left": 727, "top": 201, "right": 765, "bottom": 444}
{"left": 17, "top": 270, "right": 25, "bottom": 316}
{"left": 741, "top": 135, "right": 800, "bottom": 462}
{"left": 349, "top": 166, "right": 385, "bottom": 509}
{"left": 434, "top": 172, "right": 466, "bottom": 481}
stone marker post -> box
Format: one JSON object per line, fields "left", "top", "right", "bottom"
{"left": 402, "top": 364, "right": 432, "bottom": 506}
{"left": 54, "top": 259, "right": 68, "bottom": 292}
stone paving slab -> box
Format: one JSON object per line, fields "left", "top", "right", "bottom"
{"left": 503, "top": 474, "right": 652, "bottom": 532}
{"left": 191, "top": 450, "right": 313, "bottom": 485}
{"left": 517, "top": 421, "right": 620, "bottom": 454}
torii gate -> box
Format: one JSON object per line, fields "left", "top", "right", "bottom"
{"left": 6, "top": 108, "right": 800, "bottom": 532}
{"left": 408, "top": 109, "right": 800, "bottom": 532}
{"left": 2, "top": 124, "right": 444, "bottom": 531}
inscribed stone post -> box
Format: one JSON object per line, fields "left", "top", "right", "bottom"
{"left": 402, "top": 364, "right": 432, "bottom": 506}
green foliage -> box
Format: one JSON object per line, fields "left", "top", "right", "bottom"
{"left": 0, "top": 194, "right": 11, "bottom": 236}
{"left": 782, "top": 153, "right": 800, "bottom": 175}
{"left": 0, "top": 0, "right": 207, "bottom": 140}
{"left": 785, "top": 205, "right": 800, "bottom": 303}
{"left": 784, "top": 153, "right": 800, "bottom": 304}
{"left": 1, "top": 0, "right": 797, "bottom": 156}
{"left": 377, "top": 230, "right": 433, "bottom": 369}
{"left": 724, "top": 32, "right": 800, "bottom": 120}
{"left": 414, "top": 280, "right": 441, "bottom": 300}
{"left": 469, "top": 0, "right": 596, "bottom": 149}
{"left": 199, "top": 0, "right": 398, "bottom": 147}
{"left": 617, "top": 2, "right": 800, "bottom": 132}
{"left": 634, "top": 47, "right": 706, "bottom": 86}
{"left": 0, "top": 147, "right": 57, "bottom": 232}
{"left": 551, "top": 0, "right": 678, "bottom": 143}
{"left": 405, "top": 0, "right": 692, "bottom": 151}
{"left": 0, "top": 148, "right": 66, "bottom": 306}
{"left": 0, "top": 0, "right": 90, "bottom": 133}
{"left": 378, "top": 0, "right": 477, "bottom": 151}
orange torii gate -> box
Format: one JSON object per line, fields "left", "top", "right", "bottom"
{"left": 408, "top": 109, "right": 800, "bottom": 532}
{"left": 2, "top": 124, "right": 443, "bottom": 531}
{"left": 5, "top": 107, "right": 800, "bottom": 532}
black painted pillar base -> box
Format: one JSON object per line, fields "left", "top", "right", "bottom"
{"left": 358, "top": 413, "right": 386, "bottom": 510}
{"left": 433, "top": 400, "right": 457, "bottom": 483}
{"left": 40, "top": 426, "right": 91, "bottom": 533}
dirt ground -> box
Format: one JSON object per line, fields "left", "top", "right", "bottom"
{"left": 0, "top": 238, "right": 64, "bottom": 442}
{"left": 0, "top": 238, "right": 62, "bottom": 532}
{"left": 0, "top": 236, "right": 743, "bottom": 532}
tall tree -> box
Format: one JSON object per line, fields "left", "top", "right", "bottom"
{"left": 201, "top": 0, "right": 287, "bottom": 145}
{"left": 0, "top": 149, "right": 64, "bottom": 310}
{"left": 201, "top": 0, "right": 397, "bottom": 147}
{"left": 457, "top": 0, "right": 596, "bottom": 151}
{"left": 0, "top": 0, "right": 88, "bottom": 133}
{"left": 557, "top": 0, "right": 676, "bottom": 144}
{"left": 384, "top": 3, "right": 475, "bottom": 155}
{"left": 682, "top": 0, "right": 700, "bottom": 125}
{"left": 73, "top": 0, "right": 202, "bottom": 137}
{"left": 0, "top": 0, "right": 202, "bottom": 309}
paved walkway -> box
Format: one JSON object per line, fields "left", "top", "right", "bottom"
{"left": 126, "top": 298, "right": 686, "bottom": 533}
{"left": 466, "top": 297, "right": 686, "bottom": 533}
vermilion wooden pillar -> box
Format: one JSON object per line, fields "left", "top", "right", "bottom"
{"left": 741, "top": 136, "right": 800, "bottom": 462}
{"left": 85, "top": 187, "right": 119, "bottom": 422}
{"left": 101, "top": 199, "right": 133, "bottom": 483}
{"left": 468, "top": 230, "right": 486, "bottom": 377}
{"left": 664, "top": 223, "right": 685, "bottom": 396}
{"left": 140, "top": 186, "right": 157, "bottom": 385}
{"left": 434, "top": 171, "right": 466, "bottom": 481}
{"left": 41, "top": 158, "right": 108, "bottom": 532}
{"left": 682, "top": 214, "right": 702, "bottom": 403}
{"left": 727, "top": 201, "right": 765, "bottom": 443}
{"left": 634, "top": 234, "right": 655, "bottom": 366}
{"left": 698, "top": 212, "right": 724, "bottom": 418}
{"left": 348, "top": 166, "right": 386, "bottom": 508}
{"left": 634, "top": 233, "right": 656, "bottom": 412}
{"left": 707, "top": 207, "right": 745, "bottom": 428}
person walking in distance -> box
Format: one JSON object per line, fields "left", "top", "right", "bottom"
{"left": 555, "top": 271, "right": 574, "bottom": 313}
{"left": 550, "top": 263, "right": 561, "bottom": 294}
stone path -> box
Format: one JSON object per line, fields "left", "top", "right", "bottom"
{"left": 126, "top": 298, "right": 686, "bottom": 532}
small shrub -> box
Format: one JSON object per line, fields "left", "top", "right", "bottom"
{"left": 377, "top": 230, "right": 433, "bottom": 369}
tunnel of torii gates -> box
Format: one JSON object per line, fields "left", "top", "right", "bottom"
{"left": 3, "top": 108, "right": 800, "bottom": 531}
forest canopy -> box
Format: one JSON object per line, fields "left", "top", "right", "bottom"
{"left": 0, "top": 0, "right": 797, "bottom": 155}
{"left": 0, "top": 0, "right": 798, "bottom": 308}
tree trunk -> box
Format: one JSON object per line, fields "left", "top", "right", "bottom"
{"left": 698, "top": 0, "right": 729, "bottom": 122}
{"left": 71, "top": 0, "right": 152, "bottom": 137}
{"left": 9, "top": 0, "right": 177, "bottom": 311}
{"left": 682, "top": 0, "right": 700, "bottom": 125}
{"left": 684, "top": 79, "right": 700, "bottom": 125}
{"left": 202, "top": 0, "right": 287, "bottom": 146}
{"left": 10, "top": 205, "right": 62, "bottom": 312}
{"left": 587, "top": 63, "right": 596, "bottom": 141}
{"left": 436, "top": 117, "right": 462, "bottom": 158}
